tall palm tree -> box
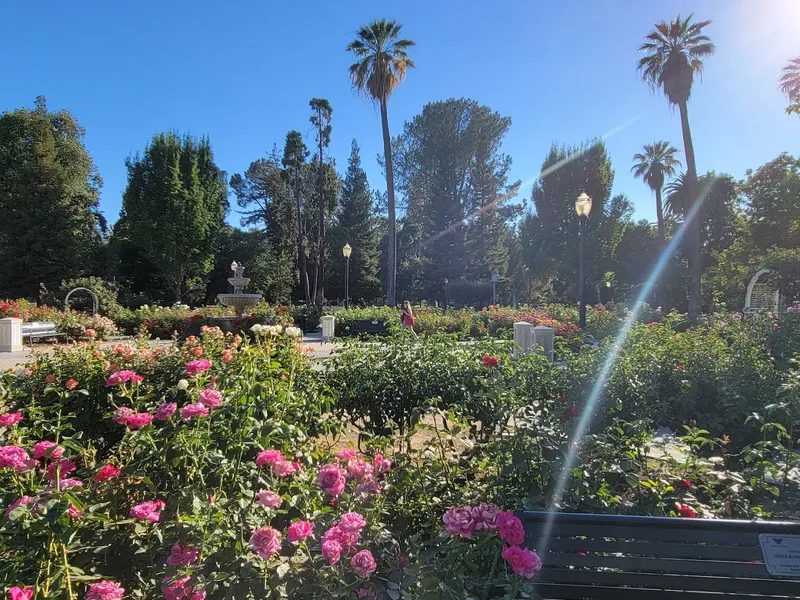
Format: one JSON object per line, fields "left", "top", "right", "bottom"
{"left": 780, "top": 56, "right": 800, "bottom": 116}
{"left": 347, "top": 19, "right": 415, "bottom": 307}
{"left": 638, "top": 14, "right": 714, "bottom": 319}
{"left": 631, "top": 141, "right": 682, "bottom": 241}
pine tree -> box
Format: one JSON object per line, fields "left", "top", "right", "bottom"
{"left": 332, "top": 140, "right": 381, "bottom": 302}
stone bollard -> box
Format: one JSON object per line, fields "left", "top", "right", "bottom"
{"left": 0, "top": 318, "right": 23, "bottom": 352}
{"left": 513, "top": 321, "right": 534, "bottom": 358}
{"left": 533, "top": 326, "right": 555, "bottom": 362}
{"left": 321, "top": 315, "right": 335, "bottom": 342}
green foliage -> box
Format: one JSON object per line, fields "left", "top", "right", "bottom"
{"left": 118, "top": 132, "right": 228, "bottom": 302}
{"left": 0, "top": 96, "right": 105, "bottom": 298}
{"left": 326, "top": 335, "right": 564, "bottom": 437}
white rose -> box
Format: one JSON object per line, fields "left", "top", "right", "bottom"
{"left": 177, "top": 379, "right": 189, "bottom": 391}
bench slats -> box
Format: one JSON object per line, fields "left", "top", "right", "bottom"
{"left": 526, "top": 523, "right": 759, "bottom": 545}
{"left": 535, "top": 568, "right": 800, "bottom": 596}
{"left": 519, "top": 511, "right": 800, "bottom": 598}
{"left": 539, "top": 552, "right": 767, "bottom": 577}
{"left": 534, "top": 538, "right": 761, "bottom": 561}
{"left": 536, "top": 582, "right": 798, "bottom": 600}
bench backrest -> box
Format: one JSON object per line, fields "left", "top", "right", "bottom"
{"left": 519, "top": 511, "right": 800, "bottom": 598}
{"left": 21, "top": 321, "right": 58, "bottom": 335}
{"left": 350, "top": 319, "right": 389, "bottom": 334}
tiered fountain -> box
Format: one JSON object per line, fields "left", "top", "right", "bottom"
{"left": 217, "top": 261, "right": 262, "bottom": 316}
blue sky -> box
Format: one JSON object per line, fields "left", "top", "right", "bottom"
{"left": 2, "top": 0, "right": 797, "bottom": 227}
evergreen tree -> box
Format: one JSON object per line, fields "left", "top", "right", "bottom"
{"left": 0, "top": 96, "right": 105, "bottom": 298}
{"left": 230, "top": 149, "right": 295, "bottom": 302}
{"left": 309, "top": 99, "right": 333, "bottom": 306}
{"left": 119, "top": 132, "right": 228, "bottom": 302}
{"left": 520, "top": 140, "right": 616, "bottom": 302}
{"left": 282, "top": 131, "right": 311, "bottom": 304}
{"left": 331, "top": 140, "right": 381, "bottom": 302}
{"left": 392, "top": 98, "right": 516, "bottom": 301}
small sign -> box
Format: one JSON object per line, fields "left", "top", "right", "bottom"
{"left": 491, "top": 274, "right": 500, "bottom": 282}
{"left": 759, "top": 534, "right": 800, "bottom": 577}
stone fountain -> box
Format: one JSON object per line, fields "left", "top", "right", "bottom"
{"left": 217, "top": 261, "right": 262, "bottom": 316}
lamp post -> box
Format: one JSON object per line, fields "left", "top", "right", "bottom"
{"left": 342, "top": 243, "right": 352, "bottom": 309}
{"left": 575, "top": 192, "right": 592, "bottom": 329}
{"left": 444, "top": 277, "right": 449, "bottom": 309}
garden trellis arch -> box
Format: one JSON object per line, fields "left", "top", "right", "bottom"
{"left": 63, "top": 287, "right": 99, "bottom": 316}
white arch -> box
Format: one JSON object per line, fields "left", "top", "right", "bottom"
{"left": 64, "top": 287, "right": 99, "bottom": 316}
{"left": 744, "top": 269, "right": 779, "bottom": 312}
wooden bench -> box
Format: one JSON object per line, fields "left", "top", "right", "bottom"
{"left": 21, "top": 321, "right": 69, "bottom": 347}
{"left": 349, "top": 319, "right": 390, "bottom": 335}
{"left": 519, "top": 511, "right": 800, "bottom": 599}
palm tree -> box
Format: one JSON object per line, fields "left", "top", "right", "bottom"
{"left": 780, "top": 56, "right": 800, "bottom": 115}
{"left": 664, "top": 172, "right": 689, "bottom": 219}
{"left": 347, "top": 19, "right": 415, "bottom": 307}
{"left": 638, "top": 14, "right": 714, "bottom": 319}
{"left": 631, "top": 141, "right": 682, "bottom": 241}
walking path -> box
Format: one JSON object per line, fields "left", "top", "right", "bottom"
{"left": 0, "top": 335, "right": 340, "bottom": 371}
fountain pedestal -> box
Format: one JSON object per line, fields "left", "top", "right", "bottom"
{"left": 217, "top": 261, "right": 262, "bottom": 316}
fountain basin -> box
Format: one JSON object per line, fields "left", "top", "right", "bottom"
{"left": 217, "top": 293, "right": 262, "bottom": 316}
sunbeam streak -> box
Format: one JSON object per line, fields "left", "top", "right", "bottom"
{"left": 534, "top": 176, "right": 713, "bottom": 558}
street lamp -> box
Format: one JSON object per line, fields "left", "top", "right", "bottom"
{"left": 342, "top": 243, "right": 352, "bottom": 309}
{"left": 575, "top": 192, "right": 592, "bottom": 329}
{"left": 444, "top": 277, "right": 449, "bottom": 309}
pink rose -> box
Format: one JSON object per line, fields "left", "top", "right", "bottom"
{"left": 67, "top": 502, "right": 83, "bottom": 520}
{"left": 0, "top": 446, "right": 36, "bottom": 471}
{"left": 4, "top": 495, "right": 34, "bottom": 517}
{"left": 154, "top": 402, "right": 177, "bottom": 420}
{"left": 85, "top": 328, "right": 97, "bottom": 338}
{"left": 45, "top": 374, "right": 57, "bottom": 384}
{"left": 287, "top": 520, "right": 315, "bottom": 542}
{"left": 346, "top": 457, "right": 374, "bottom": 482}
{"left": 125, "top": 412, "right": 154, "bottom": 429}
{"left": 272, "top": 460, "right": 301, "bottom": 477}
{"left": 501, "top": 545, "right": 542, "bottom": 579}
{"left": 33, "top": 440, "right": 65, "bottom": 460}
{"left": 85, "top": 580, "right": 125, "bottom": 600}
{"left": 167, "top": 542, "right": 200, "bottom": 566}
{"left": 321, "top": 539, "right": 342, "bottom": 565}
{"left": 93, "top": 463, "right": 121, "bottom": 483}
{"left": 198, "top": 389, "right": 223, "bottom": 408}
{"left": 8, "top": 587, "right": 33, "bottom": 600}
{"left": 46, "top": 460, "right": 76, "bottom": 481}
{"left": 65, "top": 378, "right": 78, "bottom": 390}
{"left": 181, "top": 403, "right": 209, "bottom": 420}
{"left": 256, "top": 449, "right": 285, "bottom": 467}
{"left": 185, "top": 359, "right": 211, "bottom": 377}
{"left": 131, "top": 374, "right": 143, "bottom": 384}
{"left": 106, "top": 370, "right": 138, "bottom": 386}
{"left": 256, "top": 489, "right": 282, "bottom": 509}
{"left": 355, "top": 481, "right": 382, "bottom": 500}
{"left": 351, "top": 550, "right": 377, "bottom": 578}
{"left": 54, "top": 478, "right": 83, "bottom": 490}
{"left": 338, "top": 512, "right": 367, "bottom": 533}
{"left": 372, "top": 454, "right": 391, "bottom": 475}
{"left": 336, "top": 448, "right": 357, "bottom": 461}
{"left": 316, "top": 464, "right": 346, "bottom": 496}
{"left": 112, "top": 407, "right": 134, "bottom": 425}
{"left": 442, "top": 506, "right": 476, "bottom": 539}
{"left": 472, "top": 503, "right": 500, "bottom": 530}
{"left": 322, "top": 526, "right": 360, "bottom": 555}
{"left": 131, "top": 500, "right": 166, "bottom": 522}
{"left": 250, "top": 526, "right": 281, "bottom": 560}
{"left": 496, "top": 511, "right": 526, "bottom": 546}
{"left": 0, "top": 412, "right": 23, "bottom": 427}
{"left": 162, "top": 577, "right": 205, "bottom": 600}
